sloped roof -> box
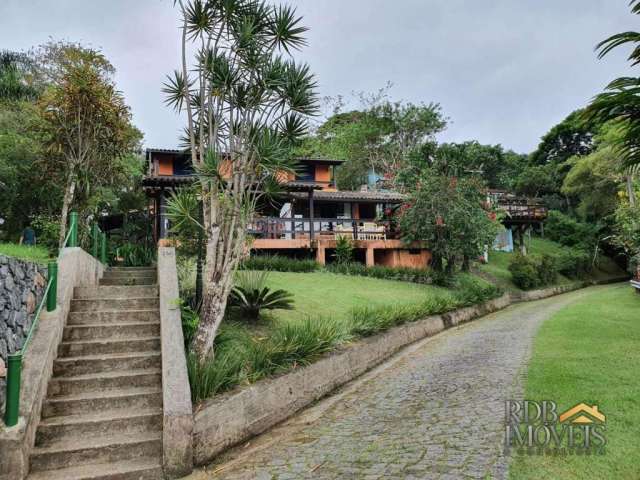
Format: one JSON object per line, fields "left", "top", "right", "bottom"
{"left": 291, "top": 190, "right": 406, "bottom": 203}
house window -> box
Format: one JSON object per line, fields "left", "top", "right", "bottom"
{"left": 296, "top": 164, "right": 315, "bottom": 182}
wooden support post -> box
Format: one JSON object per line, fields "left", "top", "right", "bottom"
{"left": 309, "top": 189, "right": 315, "bottom": 240}
{"left": 316, "top": 246, "right": 326, "bottom": 266}
{"left": 366, "top": 248, "right": 375, "bottom": 267}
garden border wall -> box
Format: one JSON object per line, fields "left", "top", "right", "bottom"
{"left": 0, "top": 248, "right": 103, "bottom": 480}
{"left": 192, "top": 279, "right": 614, "bottom": 466}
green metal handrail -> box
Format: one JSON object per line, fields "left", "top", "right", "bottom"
{"left": 3, "top": 211, "right": 106, "bottom": 427}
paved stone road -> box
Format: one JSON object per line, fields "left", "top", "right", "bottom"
{"left": 189, "top": 286, "right": 606, "bottom": 480}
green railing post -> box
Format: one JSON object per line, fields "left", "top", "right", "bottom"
{"left": 47, "top": 261, "right": 58, "bottom": 312}
{"left": 4, "top": 353, "right": 22, "bottom": 427}
{"left": 100, "top": 232, "right": 107, "bottom": 265}
{"left": 92, "top": 223, "right": 99, "bottom": 258}
{"left": 69, "top": 211, "right": 78, "bottom": 248}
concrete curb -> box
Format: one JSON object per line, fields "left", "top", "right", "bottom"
{"left": 192, "top": 278, "right": 626, "bottom": 467}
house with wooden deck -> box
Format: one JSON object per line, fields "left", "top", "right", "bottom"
{"left": 142, "top": 148, "right": 431, "bottom": 269}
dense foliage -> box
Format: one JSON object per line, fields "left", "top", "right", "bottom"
{"left": 508, "top": 254, "right": 559, "bottom": 290}
{"left": 399, "top": 174, "right": 500, "bottom": 273}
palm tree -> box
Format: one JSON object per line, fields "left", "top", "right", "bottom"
{"left": 164, "top": 0, "right": 317, "bottom": 361}
{"left": 586, "top": 1, "right": 640, "bottom": 169}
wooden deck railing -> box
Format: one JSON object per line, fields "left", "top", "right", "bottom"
{"left": 247, "top": 217, "right": 393, "bottom": 241}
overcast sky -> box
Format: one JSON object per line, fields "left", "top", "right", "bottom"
{"left": 1, "top": 0, "right": 636, "bottom": 153}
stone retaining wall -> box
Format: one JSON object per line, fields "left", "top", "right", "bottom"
{"left": 192, "top": 279, "right": 626, "bottom": 466}
{"left": 0, "top": 256, "right": 47, "bottom": 411}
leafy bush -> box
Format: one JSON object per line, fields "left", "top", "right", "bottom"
{"left": 554, "top": 248, "right": 592, "bottom": 279}
{"left": 538, "top": 254, "right": 558, "bottom": 285}
{"left": 240, "top": 255, "right": 320, "bottom": 272}
{"left": 452, "top": 274, "right": 502, "bottom": 306}
{"left": 545, "top": 210, "right": 597, "bottom": 248}
{"left": 31, "top": 213, "right": 60, "bottom": 252}
{"left": 247, "top": 316, "right": 349, "bottom": 379}
{"left": 115, "top": 242, "right": 155, "bottom": 267}
{"left": 508, "top": 254, "right": 558, "bottom": 290}
{"left": 177, "top": 255, "right": 197, "bottom": 307}
{"left": 186, "top": 317, "right": 347, "bottom": 400}
{"left": 326, "top": 262, "right": 433, "bottom": 284}
{"left": 229, "top": 270, "right": 294, "bottom": 321}
{"left": 333, "top": 235, "right": 354, "bottom": 264}
{"left": 180, "top": 303, "right": 199, "bottom": 347}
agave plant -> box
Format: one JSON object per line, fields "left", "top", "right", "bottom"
{"left": 229, "top": 271, "right": 294, "bottom": 321}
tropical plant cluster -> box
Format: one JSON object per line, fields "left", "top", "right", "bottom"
{"left": 184, "top": 272, "right": 500, "bottom": 401}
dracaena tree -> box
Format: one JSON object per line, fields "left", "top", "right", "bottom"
{"left": 164, "top": 0, "right": 318, "bottom": 361}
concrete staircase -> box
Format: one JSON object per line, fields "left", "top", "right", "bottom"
{"left": 27, "top": 267, "right": 163, "bottom": 480}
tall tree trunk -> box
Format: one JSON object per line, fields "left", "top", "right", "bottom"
{"left": 58, "top": 173, "right": 76, "bottom": 249}
{"left": 191, "top": 280, "right": 230, "bottom": 362}
{"left": 627, "top": 175, "right": 636, "bottom": 207}
{"left": 462, "top": 254, "right": 470, "bottom": 272}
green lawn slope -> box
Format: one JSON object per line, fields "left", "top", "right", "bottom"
{"left": 479, "top": 237, "right": 626, "bottom": 292}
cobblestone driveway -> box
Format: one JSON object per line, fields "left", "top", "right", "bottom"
{"left": 189, "top": 287, "right": 602, "bottom": 480}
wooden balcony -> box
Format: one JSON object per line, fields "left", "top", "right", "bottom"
{"left": 498, "top": 200, "right": 548, "bottom": 224}
{"left": 247, "top": 217, "right": 393, "bottom": 242}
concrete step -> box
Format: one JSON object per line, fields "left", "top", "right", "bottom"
{"left": 36, "top": 408, "right": 162, "bottom": 447}
{"left": 101, "top": 272, "right": 156, "bottom": 280}
{"left": 71, "top": 297, "right": 159, "bottom": 312}
{"left": 53, "top": 352, "right": 161, "bottom": 377}
{"left": 42, "top": 387, "right": 162, "bottom": 418}
{"left": 99, "top": 277, "right": 157, "bottom": 286}
{"left": 26, "top": 457, "right": 163, "bottom": 480}
{"left": 62, "top": 322, "right": 160, "bottom": 341}
{"left": 74, "top": 285, "right": 158, "bottom": 299}
{"left": 108, "top": 267, "right": 156, "bottom": 273}
{"left": 58, "top": 337, "right": 161, "bottom": 357}
{"left": 48, "top": 369, "right": 162, "bottom": 397}
{"left": 29, "top": 431, "right": 162, "bottom": 472}
{"left": 67, "top": 309, "right": 160, "bottom": 325}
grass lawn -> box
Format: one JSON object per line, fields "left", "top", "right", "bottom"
{"left": 479, "top": 237, "right": 625, "bottom": 292}
{"left": 265, "top": 271, "right": 451, "bottom": 323}
{"left": 509, "top": 285, "right": 640, "bottom": 480}
{"left": 0, "top": 243, "right": 51, "bottom": 263}
{"left": 188, "top": 270, "right": 499, "bottom": 401}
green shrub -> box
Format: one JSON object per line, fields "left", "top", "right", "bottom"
{"left": 229, "top": 270, "right": 294, "bottom": 321}
{"left": 333, "top": 235, "right": 354, "bottom": 264}
{"left": 180, "top": 303, "right": 199, "bottom": 347}
{"left": 508, "top": 254, "right": 559, "bottom": 290}
{"left": 186, "top": 323, "right": 253, "bottom": 401}
{"left": 554, "top": 248, "right": 592, "bottom": 278}
{"left": 30, "top": 213, "right": 60, "bottom": 252}
{"left": 538, "top": 254, "right": 558, "bottom": 285}
{"left": 177, "top": 255, "right": 197, "bottom": 306}
{"left": 187, "top": 350, "right": 245, "bottom": 402}
{"left": 452, "top": 274, "right": 502, "bottom": 306}
{"left": 248, "top": 316, "right": 348, "bottom": 379}
{"left": 509, "top": 255, "right": 541, "bottom": 289}
{"left": 326, "top": 262, "right": 433, "bottom": 284}
{"left": 115, "top": 242, "right": 156, "bottom": 267}
{"left": 240, "top": 255, "right": 320, "bottom": 272}
{"left": 545, "top": 210, "right": 597, "bottom": 248}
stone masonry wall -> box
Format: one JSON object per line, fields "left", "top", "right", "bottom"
{"left": 0, "top": 255, "right": 47, "bottom": 411}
